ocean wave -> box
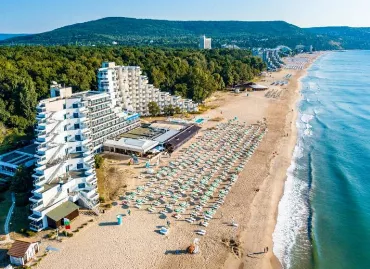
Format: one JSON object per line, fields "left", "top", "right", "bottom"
{"left": 301, "top": 114, "right": 314, "bottom": 124}
{"left": 273, "top": 143, "right": 310, "bottom": 268}
{"left": 304, "top": 128, "right": 313, "bottom": 136}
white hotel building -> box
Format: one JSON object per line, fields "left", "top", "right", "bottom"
{"left": 29, "top": 83, "right": 140, "bottom": 231}
{"left": 199, "top": 35, "right": 212, "bottom": 50}
{"left": 97, "top": 62, "right": 198, "bottom": 116}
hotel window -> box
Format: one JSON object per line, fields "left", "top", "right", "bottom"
{"left": 73, "top": 103, "right": 78, "bottom": 108}
{"left": 73, "top": 112, "right": 79, "bottom": 118}
{"left": 77, "top": 163, "right": 83, "bottom": 169}
{"left": 76, "top": 146, "right": 82, "bottom": 152}
{"left": 75, "top": 135, "right": 81, "bottom": 141}
{"left": 74, "top": 123, "right": 80, "bottom": 129}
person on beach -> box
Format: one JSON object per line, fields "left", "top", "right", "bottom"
{"left": 127, "top": 209, "right": 131, "bottom": 216}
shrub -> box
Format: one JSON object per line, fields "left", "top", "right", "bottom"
{"left": 99, "top": 196, "right": 105, "bottom": 203}
{"left": 94, "top": 155, "right": 104, "bottom": 169}
{"left": 67, "top": 233, "right": 73, "bottom": 237}
{"left": 73, "top": 229, "right": 79, "bottom": 233}
{"left": 82, "top": 223, "right": 88, "bottom": 226}
{"left": 25, "top": 230, "right": 36, "bottom": 237}
{"left": 105, "top": 203, "right": 112, "bottom": 209}
{"left": 46, "top": 232, "right": 54, "bottom": 238}
{"left": 89, "top": 219, "right": 94, "bottom": 222}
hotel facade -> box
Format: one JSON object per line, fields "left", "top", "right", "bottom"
{"left": 97, "top": 62, "right": 198, "bottom": 116}
{"left": 29, "top": 83, "right": 140, "bottom": 231}
{"left": 199, "top": 35, "right": 212, "bottom": 50}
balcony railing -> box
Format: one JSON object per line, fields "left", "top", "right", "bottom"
{"left": 29, "top": 221, "right": 43, "bottom": 231}
{"left": 31, "top": 200, "right": 43, "bottom": 210}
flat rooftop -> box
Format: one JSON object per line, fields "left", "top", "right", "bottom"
{"left": 0, "top": 144, "right": 36, "bottom": 165}
{"left": 119, "top": 127, "right": 165, "bottom": 140}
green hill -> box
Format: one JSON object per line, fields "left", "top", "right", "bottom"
{"left": 306, "top": 27, "right": 370, "bottom": 49}
{"left": 0, "top": 17, "right": 337, "bottom": 49}
{"left": 0, "top": 33, "right": 29, "bottom": 41}
{"left": 2, "top": 17, "right": 370, "bottom": 49}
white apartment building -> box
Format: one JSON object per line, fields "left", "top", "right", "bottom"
{"left": 98, "top": 62, "right": 198, "bottom": 116}
{"left": 29, "top": 83, "right": 140, "bottom": 231}
{"left": 200, "top": 35, "right": 212, "bottom": 50}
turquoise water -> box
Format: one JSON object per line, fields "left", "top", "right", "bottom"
{"left": 273, "top": 51, "right": 370, "bottom": 269}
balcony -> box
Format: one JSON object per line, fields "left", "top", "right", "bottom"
{"left": 30, "top": 200, "right": 43, "bottom": 210}
{"left": 28, "top": 214, "right": 43, "bottom": 222}
{"left": 29, "top": 221, "right": 44, "bottom": 231}
{"left": 36, "top": 113, "right": 46, "bottom": 120}
{"left": 33, "top": 175, "right": 46, "bottom": 185}
{"left": 36, "top": 157, "right": 47, "bottom": 166}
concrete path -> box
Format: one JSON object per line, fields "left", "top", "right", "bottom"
{"left": 1, "top": 192, "right": 15, "bottom": 243}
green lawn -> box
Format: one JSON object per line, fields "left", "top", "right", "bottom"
{"left": 0, "top": 191, "right": 12, "bottom": 235}
{"left": 0, "top": 191, "right": 30, "bottom": 234}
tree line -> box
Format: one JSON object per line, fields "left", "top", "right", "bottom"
{"left": 0, "top": 46, "right": 265, "bottom": 146}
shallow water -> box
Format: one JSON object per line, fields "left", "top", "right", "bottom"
{"left": 273, "top": 51, "right": 370, "bottom": 269}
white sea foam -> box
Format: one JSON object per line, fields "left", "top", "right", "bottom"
{"left": 301, "top": 114, "right": 314, "bottom": 124}
{"left": 272, "top": 140, "right": 310, "bottom": 268}
{"left": 304, "top": 128, "right": 313, "bottom": 136}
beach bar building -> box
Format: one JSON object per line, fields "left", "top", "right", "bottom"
{"left": 164, "top": 124, "right": 201, "bottom": 152}
{"left": 235, "top": 82, "right": 269, "bottom": 92}
{"left": 7, "top": 239, "right": 39, "bottom": 266}
{"left": 103, "top": 138, "right": 159, "bottom": 156}
{"left": 46, "top": 201, "right": 79, "bottom": 228}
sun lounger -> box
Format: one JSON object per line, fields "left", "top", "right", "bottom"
{"left": 196, "top": 230, "right": 206, "bottom": 236}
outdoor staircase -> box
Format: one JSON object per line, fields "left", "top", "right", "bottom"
{"left": 46, "top": 162, "right": 64, "bottom": 184}
{"left": 78, "top": 193, "right": 99, "bottom": 216}
{"left": 46, "top": 187, "right": 64, "bottom": 207}
{"left": 46, "top": 111, "right": 56, "bottom": 119}
{"left": 47, "top": 144, "right": 64, "bottom": 165}
{"left": 48, "top": 120, "right": 63, "bottom": 137}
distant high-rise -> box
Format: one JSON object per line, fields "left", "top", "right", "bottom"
{"left": 199, "top": 35, "right": 212, "bottom": 49}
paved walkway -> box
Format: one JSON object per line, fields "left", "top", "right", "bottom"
{"left": 1, "top": 192, "right": 15, "bottom": 244}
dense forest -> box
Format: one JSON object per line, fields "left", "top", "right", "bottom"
{"left": 0, "top": 46, "right": 265, "bottom": 151}
{"left": 0, "top": 17, "right": 343, "bottom": 50}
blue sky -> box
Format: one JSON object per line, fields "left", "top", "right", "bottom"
{"left": 1, "top": 0, "right": 369, "bottom": 33}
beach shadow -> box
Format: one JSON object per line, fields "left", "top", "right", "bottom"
{"left": 159, "top": 214, "right": 167, "bottom": 219}
{"left": 112, "top": 202, "right": 118, "bottom": 206}
{"left": 164, "top": 249, "right": 187, "bottom": 255}
{"left": 99, "top": 222, "right": 119, "bottom": 226}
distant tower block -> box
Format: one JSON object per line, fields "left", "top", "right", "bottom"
{"left": 199, "top": 35, "right": 212, "bottom": 49}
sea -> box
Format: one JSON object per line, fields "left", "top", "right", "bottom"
{"left": 273, "top": 50, "right": 370, "bottom": 269}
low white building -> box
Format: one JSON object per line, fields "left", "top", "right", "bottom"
{"left": 0, "top": 145, "right": 36, "bottom": 177}
{"left": 7, "top": 239, "right": 39, "bottom": 266}
{"left": 97, "top": 62, "right": 198, "bottom": 116}
{"left": 29, "top": 83, "right": 140, "bottom": 231}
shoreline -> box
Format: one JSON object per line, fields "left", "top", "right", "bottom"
{"left": 223, "top": 52, "right": 324, "bottom": 269}
{"left": 270, "top": 52, "right": 326, "bottom": 268}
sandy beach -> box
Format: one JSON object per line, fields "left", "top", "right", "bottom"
{"left": 30, "top": 53, "right": 322, "bottom": 269}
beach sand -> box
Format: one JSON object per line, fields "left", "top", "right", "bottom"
{"left": 33, "top": 53, "right": 322, "bottom": 269}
